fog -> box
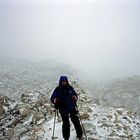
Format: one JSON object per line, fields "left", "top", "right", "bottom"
{"left": 0, "top": 0, "right": 140, "bottom": 81}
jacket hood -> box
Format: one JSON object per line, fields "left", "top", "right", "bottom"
{"left": 59, "top": 76, "right": 69, "bottom": 85}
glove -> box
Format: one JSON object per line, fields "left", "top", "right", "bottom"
{"left": 54, "top": 97, "right": 61, "bottom": 104}
{"left": 72, "top": 95, "right": 78, "bottom": 102}
{"left": 53, "top": 98, "right": 61, "bottom": 109}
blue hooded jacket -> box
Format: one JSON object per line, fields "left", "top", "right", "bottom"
{"left": 51, "top": 76, "right": 77, "bottom": 114}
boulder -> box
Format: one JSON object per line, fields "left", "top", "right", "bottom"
{"left": 0, "top": 96, "right": 4, "bottom": 104}
{"left": 0, "top": 104, "right": 5, "bottom": 117}
{"left": 33, "top": 112, "right": 44, "bottom": 124}
{"left": 6, "top": 128, "right": 14, "bottom": 138}
{"left": 20, "top": 107, "right": 31, "bottom": 118}
{"left": 80, "top": 113, "right": 90, "bottom": 120}
{"left": 14, "top": 124, "right": 29, "bottom": 138}
{"left": 14, "top": 102, "right": 32, "bottom": 118}
{"left": 37, "top": 118, "right": 45, "bottom": 125}
{"left": 0, "top": 96, "right": 5, "bottom": 116}
{"left": 7, "top": 118, "right": 21, "bottom": 128}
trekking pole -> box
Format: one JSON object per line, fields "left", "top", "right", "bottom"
{"left": 76, "top": 105, "right": 88, "bottom": 140}
{"left": 52, "top": 109, "right": 57, "bottom": 139}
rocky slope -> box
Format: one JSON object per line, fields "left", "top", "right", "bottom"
{"left": 0, "top": 57, "right": 77, "bottom": 100}
{"left": 0, "top": 57, "right": 140, "bottom": 139}
{"left": 92, "top": 75, "right": 140, "bottom": 115}
{"left": 0, "top": 81, "right": 140, "bottom": 140}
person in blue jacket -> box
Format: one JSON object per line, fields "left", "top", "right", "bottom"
{"left": 51, "top": 76, "right": 83, "bottom": 140}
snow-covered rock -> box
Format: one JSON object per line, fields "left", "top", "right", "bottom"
{"left": 93, "top": 75, "right": 140, "bottom": 115}
{"left": 0, "top": 57, "right": 140, "bottom": 140}
{"left": 0, "top": 102, "right": 5, "bottom": 117}
{"left": 0, "top": 57, "right": 77, "bottom": 100}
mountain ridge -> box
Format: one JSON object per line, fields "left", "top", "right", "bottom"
{"left": 0, "top": 57, "right": 77, "bottom": 99}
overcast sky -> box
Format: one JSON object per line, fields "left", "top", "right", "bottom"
{"left": 0, "top": 0, "right": 140, "bottom": 81}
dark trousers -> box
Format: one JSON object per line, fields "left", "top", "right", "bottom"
{"left": 60, "top": 109, "right": 83, "bottom": 139}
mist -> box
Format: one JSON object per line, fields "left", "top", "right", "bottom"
{"left": 0, "top": 0, "right": 140, "bottom": 81}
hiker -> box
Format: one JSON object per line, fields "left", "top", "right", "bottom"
{"left": 51, "top": 76, "right": 83, "bottom": 140}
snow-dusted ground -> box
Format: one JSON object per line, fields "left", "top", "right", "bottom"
{"left": 43, "top": 114, "right": 82, "bottom": 140}
{"left": 1, "top": 90, "right": 140, "bottom": 140}
{"left": 0, "top": 57, "right": 140, "bottom": 140}
{"left": 41, "top": 105, "right": 140, "bottom": 140}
